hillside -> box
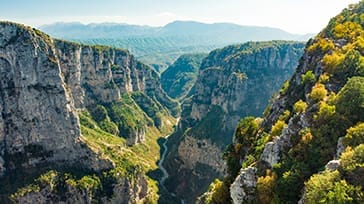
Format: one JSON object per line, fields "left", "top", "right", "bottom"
{"left": 161, "top": 53, "right": 207, "bottom": 100}
{"left": 201, "top": 1, "right": 364, "bottom": 203}
{"left": 40, "top": 21, "right": 312, "bottom": 72}
{"left": 0, "top": 21, "right": 179, "bottom": 203}
{"left": 162, "top": 41, "right": 305, "bottom": 203}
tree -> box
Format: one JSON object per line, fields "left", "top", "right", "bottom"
{"left": 336, "top": 76, "right": 364, "bottom": 122}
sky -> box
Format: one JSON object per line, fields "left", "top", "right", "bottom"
{"left": 0, "top": 0, "right": 360, "bottom": 34}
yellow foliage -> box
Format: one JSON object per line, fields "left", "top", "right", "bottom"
{"left": 257, "top": 170, "right": 277, "bottom": 204}
{"left": 319, "top": 73, "right": 330, "bottom": 83}
{"left": 322, "top": 52, "right": 345, "bottom": 74}
{"left": 314, "top": 101, "right": 336, "bottom": 121}
{"left": 310, "top": 83, "right": 328, "bottom": 101}
{"left": 279, "top": 110, "right": 291, "bottom": 121}
{"left": 301, "top": 131, "right": 313, "bottom": 144}
{"left": 271, "top": 120, "right": 287, "bottom": 137}
{"left": 333, "top": 21, "right": 363, "bottom": 40}
{"left": 293, "top": 100, "right": 308, "bottom": 113}
{"left": 307, "top": 38, "right": 335, "bottom": 53}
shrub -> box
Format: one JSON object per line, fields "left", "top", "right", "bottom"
{"left": 310, "top": 83, "right": 327, "bottom": 101}
{"left": 341, "top": 144, "right": 364, "bottom": 172}
{"left": 271, "top": 120, "right": 287, "bottom": 137}
{"left": 307, "top": 38, "right": 335, "bottom": 53}
{"left": 336, "top": 76, "right": 364, "bottom": 122}
{"left": 205, "top": 179, "right": 231, "bottom": 204}
{"left": 301, "top": 71, "right": 315, "bottom": 84}
{"left": 90, "top": 105, "right": 108, "bottom": 122}
{"left": 257, "top": 170, "right": 277, "bottom": 204}
{"left": 322, "top": 52, "right": 345, "bottom": 74}
{"left": 314, "top": 102, "right": 336, "bottom": 121}
{"left": 343, "top": 123, "right": 364, "bottom": 148}
{"left": 305, "top": 170, "right": 363, "bottom": 203}
{"left": 293, "top": 100, "right": 308, "bottom": 113}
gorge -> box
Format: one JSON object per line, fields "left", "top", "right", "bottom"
{"left": 0, "top": 1, "right": 364, "bottom": 203}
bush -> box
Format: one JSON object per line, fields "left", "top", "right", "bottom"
{"left": 99, "top": 119, "right": 119, "bottom": 135}
{"left": 257, "top": 170, "right": 276, "bottom": 204}
{"left": 90, "top": 105, "right": 108, "bottom": 122}
{"left": 293, "top": 100, "right": 308, "bottom": 113}
{"left": 310, "top": 83, "right": 327, "bottom": 101}
{"left": 271, "top": 120, "right": 287, "bottom": 137}
{"left": 322, "top": 52, "right": 345, "bottom": 74}
{"left": 314, "top": 102, "right": 336, "bottom": 121}
{"left": 341, "top": 144, "right": 364, "bottom": 172}
{"left": 343, "top": 123, "right": 364, "bottom": 148}
{"left": 301, "top": 71, "right": 315, "bottom": 84}
{"left": 205, "top": 179, "right": 231, "bottom": 204}
{"left": 305, "top": 170, "right": 363, "bottom": 204}
{"left": 336, "top": 76, "right": 364, "bottom": 122}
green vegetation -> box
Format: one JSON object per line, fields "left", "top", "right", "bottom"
{"left": 343, "top": 123, "right": 364, "bottom": 147}
{"left": 203, "top": 179, "right": 231, "bottom": 204}
{"left": 7, "top": 89, "right": 176, "bottom": 202}
{"left": 161, "top": 53, "right": 207, "bottom": 100}
{"left": 206, "top": 1, "right": 364, "bottom": 203}
{"left": 301, "top": 70, "right": 316, "bottom": 84}
{"left": 305, "top": 170, "right": 363, "bottom": 204}
{"left": 257, "top": 170, "right": 276, "bottom": 204}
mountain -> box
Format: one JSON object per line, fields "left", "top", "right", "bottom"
{"left": 201, "top": 1, "right": 364, "bottom": 203}
{"left": 40, "top": 21, "right": 313, "bottom": 72}
{"left": 162, "top": 41, "right": 305, "bottom": 203}
{"left": 161, "top": 53, "right": 207, "bottom": 100}
{"left": 0, "top": 21, "right": 179, "bottom": 203}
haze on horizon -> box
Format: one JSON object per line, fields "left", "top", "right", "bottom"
{"left": 0, "top": 0, "right": 360, "bottom": 34}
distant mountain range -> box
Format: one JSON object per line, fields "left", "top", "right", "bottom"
{"left": 40, "top": 21, "right": 314, "bottom": 71}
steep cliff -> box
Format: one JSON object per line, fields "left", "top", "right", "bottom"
{"left": 0, "top": 21, "right": 178, "bottom": 203}
{"left": 161, "top": 53, "right": 207, "bottom": 100}
{"left": 208, "top": 2, "right": 364, "bottom": 203}
{"left": 164, "top": 41, "right": 305, "bottom": 203}
{"left": 55, "top": 39, "right": 179, "bottom": 145}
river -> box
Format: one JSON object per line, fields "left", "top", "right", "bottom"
{"left": 158, "top": 134, "right": 171, "bottom": 188}
{"left": 158, "top": 119, "right": 185, "bottom": 203}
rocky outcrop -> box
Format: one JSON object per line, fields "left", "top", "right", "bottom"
{"left": 13, "top": 173, "right": 148, "bottom": 204}
{"left": 0, "top": 22, "right": 110, "bottom": 173}
{"left": 0, "top": 21, "right": 178, "bottom": 203}
{"left": 261, "top": 112, "right": 311, "bottom": 168}
{"left": 55, "top": 39, "right": 179, "bottom": 145}
{"left": 164, "top": 41, "right": 305, "bottom": 202}
{"left": 177, "top": 135, "right": 225, "bottom": 173}
{"left": 230, "top": 167, "right": 257, "bottom": 204}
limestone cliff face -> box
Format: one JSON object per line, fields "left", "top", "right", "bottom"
{"left": 0, "top": 21, "right": 177, "bottom": 203}
{"left": 0, "top": 22, "right": 110, "bottom": 174}
{"left": 13, "top": 172, "right": 148, "bottom": 204}
{"left": 165, "top": 41, "right": 305, "bottom": 202}
{"left": 55, "top": 40, "right": 178, "bottom": 145}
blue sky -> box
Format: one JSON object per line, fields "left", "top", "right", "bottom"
{"left": 0, "top": 0, "right": 360, "bottom": 34}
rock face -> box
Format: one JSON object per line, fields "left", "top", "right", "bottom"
{"left": 164, "top": 41, "right": 305, "bottom": 202}
{"left": 0, "top": 21, "right": 178, "bottom": 203}
{"left": 0, "top": 22, "right": 109, "bottom": 172}
{"left": 55, "top": 39, "right": 179, "bottom": 145}
{"left": 230, "top": 167, "right": 257, "bottom": 204}
{"left": 13, "top": 172, "right": 148, "bottom": 204}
